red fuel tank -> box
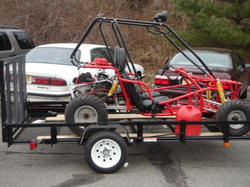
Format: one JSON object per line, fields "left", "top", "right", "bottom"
{"left": 175, "top": 105, "right": 201, "bottom": 136}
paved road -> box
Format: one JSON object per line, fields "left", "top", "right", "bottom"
{"left": 1, "top": 128, "right": 250, "bottom": 186}
{"left": 1, "top": 101, "right": 250, "bottom": 187}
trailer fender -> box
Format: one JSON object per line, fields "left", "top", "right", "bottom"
{"left": 80, "top": 124, "right": 131, "bottom": 145}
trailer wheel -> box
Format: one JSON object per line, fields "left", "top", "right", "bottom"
{"left": 216, "top": 100, "right": 250, "bottom": 136}
{"left": 65, "top": 94, "right": 107, "bottom": 135}
{"left": 85, "top": 131, "right": 128, "bottom": 174}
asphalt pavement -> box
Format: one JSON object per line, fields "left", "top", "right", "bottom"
{"left": 1, "top": 100, "right": 250, "bottom": 187}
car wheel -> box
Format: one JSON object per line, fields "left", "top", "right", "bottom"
{"left": 205, "top": 124, "right": 220, "bottom": 132}
{"left": 240, "top": 89, "right": 247, "bottom": 99}
{"left": 203, "top": 113, "right": 220, "bottom": 132}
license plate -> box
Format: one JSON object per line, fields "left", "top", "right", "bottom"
{"left": 26, "top": 75, "right": 32, "bottom": 84}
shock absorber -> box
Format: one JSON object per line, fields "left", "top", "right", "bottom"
{"left": 206, "top": 82, "right": 211, "bottom": 100}
{"left": 216, "top": 80, "right": 226, "bottom": 104}
{"left": 108, "top": 80, "right": 118, "bottom": 97}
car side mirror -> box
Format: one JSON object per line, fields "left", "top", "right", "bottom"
{"left": 237, "top": 65, "right": 244, "bottom": 72}
{"left": 244, "top": 64, "right": 250, "bottom": 68}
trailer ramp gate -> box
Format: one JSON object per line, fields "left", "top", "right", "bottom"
{"left": 1, "top": 56, "right": 27, "bottom": 145}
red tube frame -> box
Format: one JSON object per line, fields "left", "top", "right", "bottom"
{"left": 82, "top": 62, "right": 241, "bottom": 116}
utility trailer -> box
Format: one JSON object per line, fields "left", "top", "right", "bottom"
{"left": 1, "top": 56, "right": 250, "bottom": 174}
{"left": 2, "top": 12, "right": 250, "bottom": 173}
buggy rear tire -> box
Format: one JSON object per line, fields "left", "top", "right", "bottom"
{"left": 216, "top": 100, "right": 250, "bottom": 136}
{"left": 85, "top": 131, "right": 128, "bottom": 174}
{"left": 65, "top": 94, "right": 107, "bottom": 136}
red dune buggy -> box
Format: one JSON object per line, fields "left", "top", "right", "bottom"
{"left": 66, "top": 11, "right": 250, "bottom": 138}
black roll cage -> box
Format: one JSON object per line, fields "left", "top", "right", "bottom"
{"left": 70, "top": 17, "right": 215, "bottom": 78}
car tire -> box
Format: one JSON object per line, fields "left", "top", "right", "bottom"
{"left": 65, "top": 94, "right": 107, "bottom": 136}
{"left": 205, "top": 124, "right": 220, "bottom": 132}
{"left": 240, "top": 89, "right": 247, "bottom": 99}
{"left": 216, "top": 100, "right": 250, "bottom": 136}
{"left": 85, "top": 131, "right": 128, "bottom": 173}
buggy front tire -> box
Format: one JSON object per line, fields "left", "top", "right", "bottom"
{"left": 216, "top": 100, "right": 250, "bottom": 136}
{"left": 65, "top": 94, "right": 107, "bottom": 136}
{"left": 205, "top": 124, "right": 220, "bottom": 132}
{"left": 85, "top": 131, "right": 128, "bottom": 174}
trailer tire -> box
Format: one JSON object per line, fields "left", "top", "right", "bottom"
{"left": 85, "top": 131, "right": 128, "bottom": 173}
{"left": 65, "top": 94, "right": 107, "bottom": 136}
{"left": 216, "top": 100, "right": 250, "bottom": 136}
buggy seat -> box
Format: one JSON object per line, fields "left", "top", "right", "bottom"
{"left": 114, "top": 46, "right": 168, "bottom": 112}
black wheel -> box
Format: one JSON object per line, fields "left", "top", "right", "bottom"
{"left": 90, "top": 82, "right": 112, "bottom": 102}
{"left": 240, "top": 89, "right": 247, "bottom": 99}
{"left": 240, "top": 81, "right": 248, "bottom": 99}
{"left": 203, "top": 113, "right": 220, "bottom": 132}
{"left": 202, "top": 112, "right": 220, "bottom": 132}
{"left": 65, "top": 94, "right": 107, "bottom": 135}
{"left": 85, "top": 131, "right": 128, "bottom": 174}
{"left": 205, "top": 124, "right": 220, "bottom": 132}
{"left": 216, "top": 100, "right": 250, "bottom": 136}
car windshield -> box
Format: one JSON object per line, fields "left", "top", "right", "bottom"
{"left": 26, "top": 47, "right": 81, "bottom": 65}
{"left": 169, "top": 51, "right": 232, "bottom": 69}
